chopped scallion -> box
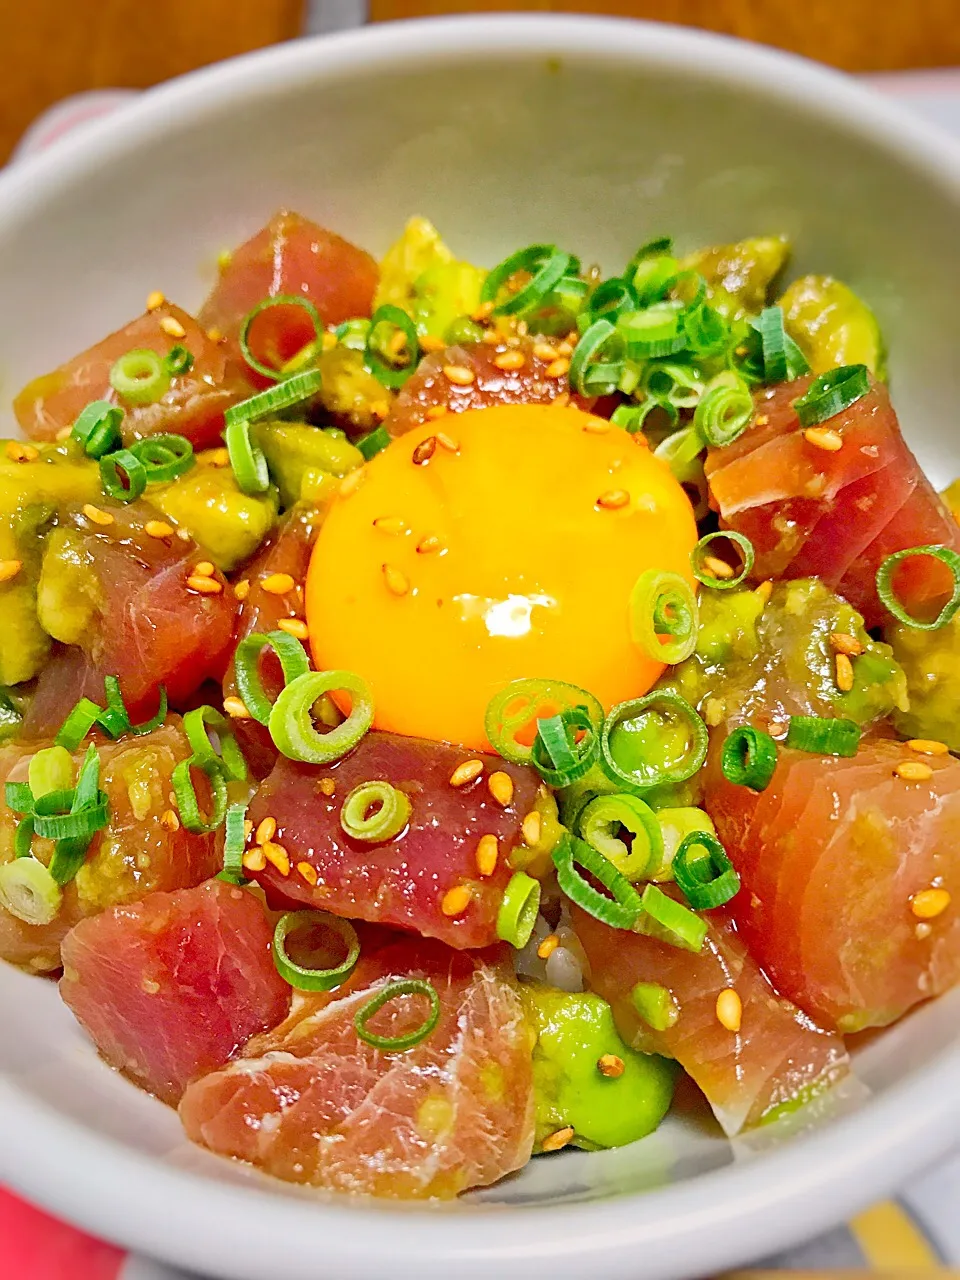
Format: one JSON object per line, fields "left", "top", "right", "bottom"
{"left": 354, "top": 977, "right": 441, "bottom": 1052}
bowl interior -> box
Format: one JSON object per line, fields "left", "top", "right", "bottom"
{"left": 1, "top": 17, "right": 960, "bottom": 1280}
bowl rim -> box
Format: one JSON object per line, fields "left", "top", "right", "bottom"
{"left": 3, "top": 14, "right": 960, "bottom": 1280}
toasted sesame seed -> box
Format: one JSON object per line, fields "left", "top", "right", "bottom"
{"left": 298, "top": 861, "right": 318, "bottom": 886}
{"left": 146, "top": 290, "right": 166, "bottom": 312}
{"left": 582, "top": 418, "right": 610, "bottom": 434}
{"left": 339, "top": 469, "right": 366, "bottom": 498}
{"left": 835, "top": 652, "right": 855, "bottom": 693}
{"left": 597, "top": 489, "right": 630, "bottom": 510}
{"left": 261, "top": 572, "right": 296, "bottom": 596}
{"left": 382, "top": 564, "right": 409, "bottom": 597}
{"left": 243, "top": 819, "right": 254, "bottom": 839}
{"left": 193, "top": 560, "right": 215, "bottom": 578}
{"left": 702, "top": 555, "right": 735, "bottom": 581}
{"left": 829, "top": 632, "right": 864, "bottom": 656}
{"left": 223, "top": 696, "right": 250, "bottom": 719}
{"left": 262, "top": 841, "right": 291, "bottom": 876}
{"left": 373, "top": 516, "right": 407, "bottom": 535}
{"left": 481, "top": 329, "right": 501, "bottom": 346}
{"left": 186, "top": 575, "right": 223, "bottom": 595}
{"left": 494, "top": 350, "right": 526, "bottom": 371}
{"left": 277, "top": 618, "right": 309, "bottom": 640}
{"left": 755, "top": 413, "right": 770, "bottom": 426}
{"left": 703, "top": 697, "right": 725, "bottom": 728}
{"left": 476, "top": 834, "right": 499, "bottom": 877}
{"left": 318, "top": 777, "right": 336, "bottom": 797}
{"left": 206, "top": 326, "right": 224, "bottom": 343}
{"left": 234, "top": 579, "right": 250, "bottom": 601}
{"left": 911, "top": 888, "right": 951, "bottom": 920}
{"left": 82, "top": 504, "right": 114, "bottom": 526}
{"left": 242, "top": 847, "right": 268, "bottom": 873}
{"left": 416, "top": 534, "right": 444, "bottom": 555}
{"left": 542, "top": 1126, "right": 575, "bottom": 1153}
{"left": 441, "top": 884, "right": 472, "bottom": 917}
{"left": 159, "top": 315, "right": 187, "bottom": 339}
{"left": 916, "top": 921, "right": 934, "bottom": 940}
{"left": 425, "top": 404, "right": 449, "bottom": 419}
{"left": 449, "top": 759, "right": 484, "bottom": 787}
{"left": 533, "top": 342, "right": 560, "bottom": 361}
{"left": 906, "top": 739, "right": 949, "bottom": 756}
{"left": 435, "top": 432, "right": 459, "bottom": 453}
{"left": 5, "top": 441, "right": 39, "bottom": 462}
{"left": 160, "top": 808, "right": 180, "bottom": 832}
{"left": 443, "top": 364, "right": 475, "bottom": 386}
{"left": 597, "top": 1054, "right": 625, "bottom": 1079}
{"left": 145, "top": 520, "right": 174, "bottom": 539}
{"left": 803, "top": 426, "right": 843, "bottom": 452}
{"left": 207, "top": 447, "right": 230, "bottom": 468}
{"left": 487, "top": 771, "right": 514, "bottom": 808}
{"left": 0, "top": 560, "right": 22, "bottom": 584}
{"left": 537, "top": 934, "right": 560, "bottom": 960}
{"left": 754, "top": 580, "right": 773, "bottom": 605}
{"left": 546, "top": 357, "right": 570, "bottom": 379}
{"left": 552, "top": 392, "right": 571, "bottom": 409}
{"left": 522, "top": 811, "right": 542, "bottom": 847}
{"left": 255, "top": 817, "right": 277, "bottom": 846}
{"left": 412, "top": 436, "right": 437, "bottom": 465}
{"left": 556, "top": 340, "right": 574, "bottom": 358}
{"left": 895, "top": 760, "right": 934, "bottom": 782}
{"left": 419, "top": 334, "right": 446, "bottom": 353}
{"left": 55, "top": 426, "right": 73, "bottom": 441}
{"left": 716, "top": 988, "right": 742, "bottom": 1033}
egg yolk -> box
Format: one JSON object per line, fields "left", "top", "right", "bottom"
{"left": 306, "top": 402, "right": 698, "bottom": 749}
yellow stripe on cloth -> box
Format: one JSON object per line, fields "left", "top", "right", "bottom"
{"left": 850, "top": 1201, "right": 941, "bottom": 1269}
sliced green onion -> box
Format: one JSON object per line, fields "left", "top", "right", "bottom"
{"left": 485, "top": 678, "right": 603, "bottom": 767}
{"left": 128, "top": 685, "right": 168, "bottom": 736}
{"left": 28, "top": 746, "right": 74, "bottom": 799}
{"left": 97, "top": 676, "right": 131, "bottom": 738}
{"left": 642, "top": 360, "right": 705, "bottom": 409}
{"left": 495, "top": 871, "right": 542, "bottom": 949}
{"left": 721, "top": 726, "right": 777, "bottom": 790}
{"left": 100, "top": 449, "right": 146, "bottom": 503}
{"left": 618, "top": 306, "right": 686, "bottom": 360}
{"left": 225, "top": 419, "right": 269, "bottom": 496}
{"left": 694, "top": 382, "right": 754, "bottom": 448}
{"left": 631, "top": 255, "right": 680, "bottom": 304}
{"left": 165, "top": 345, "right": 195, "bottom": 376}
{"left": 578, "top": 792, "right": 663, "bottom": 881}
{"left": 171, "top": 756, "right": 228, "bottom": 834}
{"left": 5, "top": 782, "right": 34, "bottom": 814}
{"left": 569, "top": 318, "right": 622, "bottom": 396}
{"left": 876, "top": 545, "right": 960, "bottom": 630}
{"left": 129, "top": 434, "right": 194, "bottom": 483}
{"left": 629, "top": 570, "right": 699, "bottom": 665}
{"left": 637, "top": 883, "right": 707, "bottom": 953}
{"left": 273, "top": 910, "right": 360, "bottom": 992}
{"left": 183, "top": 705, "right": 248, "bottom": 783}
{"left": 47, "top": 744, "right": 107, "bottom": 886}
{"left": 55, "top": 698, "right": 102, "bottom": 751}
{"left": 14, "top": 815, "right": 35, "bottom": 859}
{"left": 269, "top": 670, "right": 374, "bottom": 765}
{"left": 0, "top": 858, "right": 61, "bottom": 926}
{"left": 335, "top": 318, "right": 371, "bottom": 351}
{"left": 631, "top": 981, "right": 679, "bottom": 1031}
{"left": 793, "top": 363, "right": 870, "bottom": 427}
{"left": 218, "top": 801, "right": 248, "bottom": 885}
{"left": 239, "top": 295, "right": 323, "bottom": 381}
{"left": 785, "top": 714, "right": 860, "bottom": 757}
{"left": 33, "top": 788, "right": 108, "bottom": 842}
{"left": 356, "top": 426, "right": 391, "bottom": 461}
{"left": 683, "top": 304, "right": 730, "bottom": 356}
{"left": 109, "top": 348, "right": 171, "bottom": 405}
{"left": 340, "top": 781, "right": 411, "bottom": 843}
{"left": 587, "top": 277, "right": 637, "bottom": 325}
{"left": 354, "top": 978, "right": 441, "bottom": 1052}
{"left": 601, "top": 692, "right": 708, "bottom": 793}
{"left": 552, "top": 832, "right": 643, "bottom": 930}
{"left": 481, "top": 245, "right": 574, "bottom": 317}
{"left": 531, "top": 706, "right": 600, "bottom": 787}
{"left": 224, "top": 369, "right": 324, "bottom": 430}
{"left": 673, "top": 831, "right": 741, "bottom": 910}
{"left": 234, "top": 629, "right": 311, "bottom": 725}
{"left": 691, "top": 531, "right": 755, "bottom": 590}
{"left": 756, "top": 307, "right": 789, "bottom": 384}
{"left": 71, "top": 400, "right": 123, "bottom": 459}
{"left": 365, "top": 304, "right": 420, "bottom": 390}
{"left": 611, "top": 401, "right": 665, "bottom": 434}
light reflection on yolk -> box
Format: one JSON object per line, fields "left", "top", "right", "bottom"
{"left": 306, "top": 402, "right": 699, "bottom": 749}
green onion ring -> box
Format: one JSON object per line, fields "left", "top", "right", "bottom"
{"left": 552, "top": 831, "right": 643, "bottom": 930}
{"left": 234, "top": 629, "right": 311, "bottom": 726}
{"left": 683, "top": 303, "right": 730, "bottom": 356}
{"left": 165, "top": 344, "right": 195, "bottom": 376}
{"left": 354, "top": 977, "right": 441, "bottom": 1052}
{"left": 673, "top": 831, "right": 741, "bottom": 910}
{"left": 71, "top": 400, "right": 124, "bottom": 460}
{"left": 611, "top": 400, "right": 665, "bottom": 434}
{"left": 531, "top": 706, "right": 600, "bottom": 787}
{"left": 577, "top": 792, "right": 663, "bottom": 882}
{"left": 484, "top": 678, "right": 603, "bottom": 767}
{"left": 793, "top": 363, "right": 870, "bottom": 427}
{"left": 109, "top": 348, "right": 171, "bottom": 406}
{"left": 601, "top": 691, "right": 708, "bottom": 793}
{"left": 218, "top": 801, "right": 248, "bottom": 884}
{"left": 14, "top": 815, "right": 35, "bottom": 859}
{"left": 100, "top": 449, "right": 146, "bottom": 503}
{"left": 365, "top": 304, "right": 420, "bottom": 390}
{"left": 129, "top": 433, "right": 194, "bottom": 483}
{"left": 631, "top": 255, "right": 680, "bottom": 304}
{"left": 356, "top": 425, "right": 391, "bottom": 461}
{"left": 340, "top": 780, "right": 411, "bottom": 842}
{"left": 273, "top": 910, "right": 361, "bottom": 992}
{"left": 224, "top": 368, "right": 324, "bottom": 429}
{"left": 0, "top": 858, "right": 62, "bottom": 926}
{"left": 4, "top": 781, "right": 33, "bottom": 815}
{"left": 691, "top": 531, "right": 755, "bottom": 590}
{"left": 495, "top": 871, "right": 541, "bottom": 949}
{"left": 756, "top": 306, "right": 789, "bottom": 384}
{"left": 629, "top": 570, "right": 699, "bottom": 665}
{"left": 225, "top": 418, "right": 270, "bottom": 495}
{"left": 636, "top": 883, "right": 707, "bottom": 953}
{"left": 98, "top": 676, "right": 131, "bottom": 738}
{"left": 269, "top": 670, "right": 374, "bottom": 765}
{"left": 55, "top": 698, "right": 103, "bottom": 752}
{"left": 481, "top": 244, "right": 574, "bottom": 317}
{"left": 569, "top": 318, "right": 623, "bottom": 396}
{"left": 720, "top": 725, "right": 778, "bottom": 790}
{"left": 618, "top": 305, "right": 687, "bottom": 360}
{"left": 785, "top": 714, "right": 860, "bottom": 757}
{"left": 694, "top": 382, "right": 754, "bottom": 448}
{"left": 239, "top": 295, "right": 323, "bottom": 381}
{"left": 587, "top": 277, "right": 637, "bottom": 325}
{"left": 334, "top": 318, "right": 371, "bottom": 351}
{"left": 171, "top": 756, "right": 228, "bottom": 834}
{"left": 183, "top": 705, "right": 248, "bottom": 783}
{"left": 876, "top": 545, "right": 960, "bottom": 630}
{"left": 128, "top": 686, "right": 168, "bottom": 737}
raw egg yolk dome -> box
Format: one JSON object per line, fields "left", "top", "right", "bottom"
{"left": 306, "top": 403, "right": 698, "bottom": 749}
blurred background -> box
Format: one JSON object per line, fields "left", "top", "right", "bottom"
{"left": 3, "top": 0, "right": 960, "bottom": 164}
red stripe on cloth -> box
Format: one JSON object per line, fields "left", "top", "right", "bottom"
{"left": 0, "top": 1186, "right": 125, "bottom": 1280}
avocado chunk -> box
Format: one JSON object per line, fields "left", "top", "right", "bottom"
{"left": 779, "top": 274, "right": 886, "bottom": 377}
{"left": 256, "top": 421, "right": 363, "bottom": 509}
{"left": 679, "top": 236, "right": 790, "bottom": 318}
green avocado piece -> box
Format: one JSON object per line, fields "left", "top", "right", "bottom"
{"left": 679, "top": 236, "right": 790, "bottom": 318}
{"left": 151, "top": 455, "right": 278, "bottom": 571}
{"left": 255, "top": 422, "right": 363, "bottom": 510}
{"left": 779, "top": 274, "right": 885, "bottom": 378}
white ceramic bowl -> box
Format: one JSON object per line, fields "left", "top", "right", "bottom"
{"left": 2, "top": 16, "right": 960, "bottom": 1280}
